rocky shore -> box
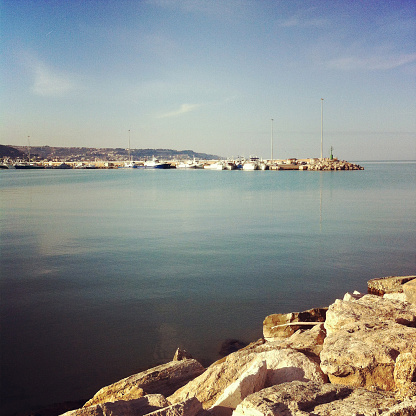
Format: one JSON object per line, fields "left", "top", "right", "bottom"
{"left": 59, "top": 275, "right": 415, "bottom": 416}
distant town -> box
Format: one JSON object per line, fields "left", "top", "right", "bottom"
{"left": 0, "top": 144, "right": 363, "bottom": 170}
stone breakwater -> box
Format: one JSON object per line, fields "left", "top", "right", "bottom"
{"left": 61, "top": 276, "right": 416, "bottom": 416}
{"left": 306, "top": 159, "right": 364, "bottom": 171}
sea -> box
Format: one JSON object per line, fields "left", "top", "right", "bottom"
{"left": 1, "top": 161, "right": 415, "bottom": 415}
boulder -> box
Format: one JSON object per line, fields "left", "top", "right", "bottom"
{"left": 263, "top": 307, "right": 327, "bottom": 340}
{"left": 367, "top": 275, "right": 416, "bottom": 296}
{"left": 403, "top": 279, "right": 416, "bottom": 305}
{"left": 146, "top": 397, "right": 202, "bottom": 416}
{"left": 232, "top": 380, "right": 400, "bottom": 416}
{"left": 60, "top": 394, "right": 169, "bottom": 416}
{"left": 209, "top": 360, "right": 267, "bottom": 416}
{"left": 169, "top": 339, "right": 326, "bottom": 409}
{"left": 321, "top": 294, "right": 416, "bottom": 392}
{"left": 84, "top": 359, "right": 205, "bottom": 407}
{"left": 173, "top": 348, "right": 193, "bottom": 361}
{"left": 394, "top": 350, "right": 416, "bottom": 399}
{"left": 277, "top": 323, "right": 326, "bottom": 362}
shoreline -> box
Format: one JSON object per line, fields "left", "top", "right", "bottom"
{"left": 14, "top": 275, "right": 416, "bottom": 416}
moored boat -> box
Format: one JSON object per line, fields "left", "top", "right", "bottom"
{"left": 143, "top": 156, "right": 171, "bottom": 169}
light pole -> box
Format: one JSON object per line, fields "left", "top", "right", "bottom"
{"left": 128, "top": 129, "right": 131, "bottom": 161}
{"left": 320, "top": 98, "right": 324, "bottom": 160}
{"left": 271, "top": 118, "right": 274, "bottom": 162}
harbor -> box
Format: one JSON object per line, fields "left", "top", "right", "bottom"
{"left": 1, "top": 156, "right": 364, "bottom": 171}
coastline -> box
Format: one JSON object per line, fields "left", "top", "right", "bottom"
{"left": 17, "top": 275, "right": 416, "bottom": 416}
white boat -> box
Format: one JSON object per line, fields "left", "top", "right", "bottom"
{"left": 224, "top": 160, "right": 237, "bottom": 170}
{"left": 204, "top": 161, "right": 226, "bottom": 170}
{"left": 177, "top": 159, "right": 200, "bottom": 169}
{"left": 242, "top": 157, "right": 260, "bottom": 170}
{"left": 144, "top": 156, "right": 171, "bottom": 169}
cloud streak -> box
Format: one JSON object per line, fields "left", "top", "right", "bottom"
{"left": 22, "top": 53, "right": 79, "bottom": 97}
{"left": 156, "top": 103, "right": 201, "bottom": 118}
{"left": 327, "top": 52, "right": 416, "bottom": 71}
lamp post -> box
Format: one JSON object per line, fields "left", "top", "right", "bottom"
{"left": 128, "top": 129, "right": 131, "bottom": 161}
{"left": 271, "top": 118, "right": 274, "bottom": 163}
{"left": 320, "top": 98, "right": 324, "bottom": 160}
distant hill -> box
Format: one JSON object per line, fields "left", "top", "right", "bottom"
{"left": 0, "top": 144, "right": 26, "bottom": 159}
{"left": 2, "top": 145, "right": 222, "bottom": 161}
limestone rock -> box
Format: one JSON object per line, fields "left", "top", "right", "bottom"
{"left": 277, "top": 323, "right": 326, "bottom": 362}
{"left": 146, "top": 397, "right": 202, "bottom": 416}
{"left": 209, "top": 360, "right": 267, "bottom": 416}
{"left": 173, "top": 348, "right": 193, "bottom": 361}
{"left": 321, "top": 294, "right": 416, "bottom": 392}
{"left": 169, "top": 340, "right": 326, "bottom": 409}
{"left": 232, "top": 380, "right": 399, "bottom": 416}
{"left": 367, "top": 275, "right": 416, "bottom": 296}
{"left": 263, "top": 307, "right": 327, "bottom": 340}
{"left": 403, "top": 279, "right": 416, "bottom": 305}
{"left": 380, "top": 397, "right": 416, "bottom": 416}
{"left": 60, "top": 394, "right": 169, "bottom": 416}
{"left": 84, "top": 359, "right": 205, "bottom": 407}
{"left": 394, "top": 350, "right": 416, "bottom": 398}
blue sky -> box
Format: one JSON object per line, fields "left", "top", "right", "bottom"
{"left": 1, "top": 0, "right": 415, "bottom": 160}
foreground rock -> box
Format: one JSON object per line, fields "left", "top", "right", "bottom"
{"left": 367, "top": 275, "right": 416, "bottom": 297}
{"left": 263, "top": 307, "right": 327, "bottom": 340}
{"left": 320, "top": 293, "right": 416, "bottom": 394}
{"left": 233, "top": 380, "right": 409, "bottom": 416}
{"left": 62, "top": 394, "right": 169, "bottom": 416}
{"left": 84, "top": 359, "right": 205, "bottom": 407}
{"left": 169, "top": 333, "right": 327, "bottom": 409}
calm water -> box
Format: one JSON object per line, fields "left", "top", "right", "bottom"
{"left": 1, "top": 162, "right": 415, "bottom": 414}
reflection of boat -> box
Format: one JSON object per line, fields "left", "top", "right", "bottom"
{"left": 144, "top": 156, "right": 171, "bottom": 169}
{"left": 14, "top": 163, "right": 44, "bottom": 169}
{"left": 242, "top": 157, "right": 260, "bottom": 171}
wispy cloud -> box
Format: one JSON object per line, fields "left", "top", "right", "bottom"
{"left": 279, "top": 16, "right": 327, "bottom": 28}
{"left": 157, "top": 103, "right": 201, "bottom": 118}
{"left": 32, "top": 61, "right": 78, "bottom": 97}
{"left": 327, "top": 53, "right": 416, "bottom": 71}
{"left": 22, "top": 53, "right": 79, "bottom": 97}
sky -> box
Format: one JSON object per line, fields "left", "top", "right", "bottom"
{"left": 1, "top": 0, "right": 415, "bottom": 160}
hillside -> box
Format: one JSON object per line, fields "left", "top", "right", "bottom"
{"left": 1, "top": 145, "right": 222, "bottom": 161}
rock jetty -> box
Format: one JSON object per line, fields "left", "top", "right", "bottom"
{"left": 61, "top": 275, "right": 416, "bottom": 416}
{"left": 307, "top": 159, "right": 364, "bottom": 170}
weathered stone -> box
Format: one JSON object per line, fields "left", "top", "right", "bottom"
{"left": 60, "top": 394, "right": 169, "bottom": 416}
{"left": 169, "top": 340, "right": 326, "bottom": 409}
{"left": 380, "top": 397, "right": 416, "bottom": 415}
{"left": 367, "top": 275, "right": 416, "bottom": 296}
{"left": 84, "top": 359, "right": 205, "bottom": 407}
{"left": 277, "top": 323, "right": 326, "bottom": 362}
{"left": 173, "top": 348, "right": 193, "bottom": 361}
{"left": 209, "top": 360, "right": 267, "bottom": 416}
{"left": 394, "top": 350, "right": 416, "bottom": 398}
{"left": 321, "top": 294, "right": 416, "bottom": 392}
{"left": 403, "top": 279, "right": 416, "bottom": 305}
{"left": 263, "top": 307, "right": 327, "bottom": 340}
{"left": 146, "top": 397, "right": 202, "bottom": 416}
{"left": 232, "top": 381, "right": 399, "bottom": 416}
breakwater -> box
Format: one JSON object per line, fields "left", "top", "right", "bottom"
{"left": 3, "top": 158, "right": 364, "bottom": 170}
{"left": 57, "top": 275, "right": 415, "bottom": 416}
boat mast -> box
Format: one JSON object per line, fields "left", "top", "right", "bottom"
{"left": 27, "top": 136, "right": 30, "bottom": 162}
{"left": 320, "top": 98, "right": 324, "bottom": 160}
